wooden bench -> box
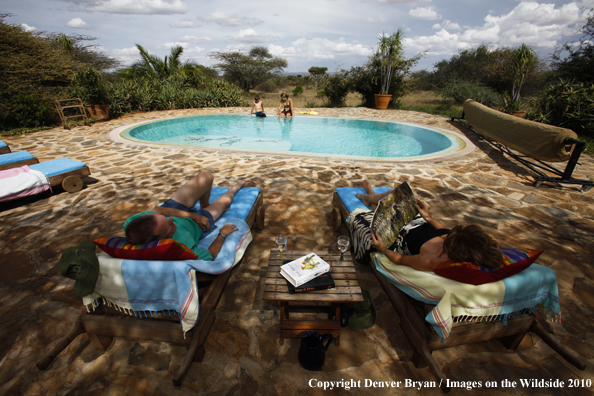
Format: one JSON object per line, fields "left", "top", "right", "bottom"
{"left": 453, "top": 99, "right": 593, "bottom": 192}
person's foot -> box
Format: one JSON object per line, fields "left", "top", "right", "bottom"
{"left": 356, "top": 193, "right": 372, "bottom": 207}
{"left": 362, "top": 179, "right": 375, "bottom": 195}
{"left": 228, "top": 179, "right": 251, "bottom": 194}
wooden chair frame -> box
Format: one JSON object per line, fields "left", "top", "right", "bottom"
{"left": 37, "top": 191, "right": 265, "bottom": 388}
{"left": 332, "top": 191, "right": 585, "bottom": 393}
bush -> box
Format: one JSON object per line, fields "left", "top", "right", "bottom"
{"left": 69, "top": 68, "right": 111, "bottom": 105}
{"left": 1, "top": 88, "right": 54, "bottom": 128}
{"left": 292, "top": 85, "right": 304, "bottom": 96}
{"left": 322, "top": 72, "right": 350, "bottom": 107}
{"left": 436, "top": 80, "right": 499, "bottom": 107}
{"left": 525, "top": 79, "right": 594, "bottom": 137}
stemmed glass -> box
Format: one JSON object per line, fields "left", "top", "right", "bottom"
{"left": 338, "top": 235, "right": 350, "bottom": 261}
{"left": 275, "top": 234, "right": 287, "bottom": 260}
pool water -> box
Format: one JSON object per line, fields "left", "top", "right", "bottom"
{"left": 121, "top": 115, "right": 465, "bottom": 159}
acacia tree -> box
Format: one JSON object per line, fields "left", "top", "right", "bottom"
{"left": 212, "top": 46, "right": 287, "bottom": 91}
{"left": 553, "top": 12, "right": 594, "bottom": 84}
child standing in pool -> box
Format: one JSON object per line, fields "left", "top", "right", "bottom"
{"left": 250, "top": 95, "right": 266, "bottom": 118}
{"left": 277, "top": 93, "right": 293, "bottom": 119}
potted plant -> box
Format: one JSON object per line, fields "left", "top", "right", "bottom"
{"left": 374, "top": 30, "right": 405, "bottom": 110}
{"left": 70, "top": 68, "right": 111, "bottom": 121}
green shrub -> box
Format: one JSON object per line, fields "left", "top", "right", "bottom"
{"left": 436, "top": 80, "right": 499, "bottom": 107}
{"left": 69, "top": 68, "right": 111, "bottom": 105}
{"left": 322, "top": 72, "right": 350, "bottom": 107}
{"left": 525, "top": 79, "right": 594, "bottom": 138}
{"left": 2, "top": 89, "right": 54, "bottom": 128}
{"left": 292, "top": 85, "right": 304, "bottom": 96}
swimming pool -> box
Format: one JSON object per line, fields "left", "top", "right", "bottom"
{"left": 112, "top": 115, "right": 474, "bottom": 161}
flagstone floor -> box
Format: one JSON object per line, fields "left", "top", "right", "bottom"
{"left": 1, "top": 107, "right": 593, "bottom": 395}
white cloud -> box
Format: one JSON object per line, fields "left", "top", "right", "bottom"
{"left": 199, "top": 12, "right": 263, "bottom": 27}
{"left": 227, "top": 29, "right": 279, "bottom": 43}
{"left": 21, "top": 23, "right": 37, "bottom": 32}
{"left": 180, "top": 35, "right": 216, "bottom": 44}
{"left": 366, "top": 16, "right": 387, "bottom": 23}
{"left": 111, "top": 46, "right": 140, "bottom": 65}
{"left": 65, "top": 17, "right": 91, "bottom": 29}
{"left": 268, "top": 37, "right": 373, "bottom": 61}
{"left": 409, "top": 6, "right": 441, "bottom": 21}
{"left": 406, "top": 1, "right": 590, "bottom": 59}
{"left": 170, "top": 19, "right": 198, "bottom": 28}
{"left": 87, "top": 0, "right": 187, "bottom": 15}
{"left": 157, "top": 42, "right": 190, "bottom": 50}
{"left": 379, "top": 0, "right": 430, "bottom": 3}
{"left": 432, "top": 20, "right": 461, "bottom": 30}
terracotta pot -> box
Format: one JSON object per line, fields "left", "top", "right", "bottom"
{"left": 374, "top": 94, "right": 392, "bottom": 110}
{"left": 513, "top": 111, "right": 526, "bottom": 118}
{"left": 85, "top": 104, "right": 110, "bottom": 121}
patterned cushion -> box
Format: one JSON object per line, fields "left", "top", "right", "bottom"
{"left": 93, "top": 237, "right": 198, "bottom": 260}
{"left": 433, "top": 247, "right": 543, "bottom": 285}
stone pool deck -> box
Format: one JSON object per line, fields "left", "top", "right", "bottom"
{"left": 1, "top": 107, "right": 593, "bottom": 395}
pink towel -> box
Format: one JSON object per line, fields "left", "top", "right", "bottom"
{"left": 0, "top": 165, "right": 50, "bottom": 202}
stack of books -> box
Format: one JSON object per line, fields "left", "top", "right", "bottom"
{"left": 280, "top": 253, "right": 335, "bottom": 294}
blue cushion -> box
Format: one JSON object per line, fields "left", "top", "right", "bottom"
{"left": 0, "top": 151, "right": 35, "bottom": 165}
{"left": 29, "top": 158, "right": 86, "bottom": 177}
{"left": 194, "top": 186, "right": 260, "bottom": 222}
{"left": 336, "top": 187, "right": 392, "bottom": 213}
{"left": 0, "top": 140, "right": 6, "bottom": 148}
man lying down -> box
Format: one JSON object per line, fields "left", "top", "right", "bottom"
{"left": 351, "top": 180, "right": 503, "bottom": 271}
{"left": 124, "top": 171, "right": 250, "bottom": 261}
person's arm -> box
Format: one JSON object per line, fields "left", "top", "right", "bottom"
{"left": 415, "top": 199, "right": 448, "bottom": 230}
{"left": 207, "top": 224, "right": 238, "bottom": 259}
{"left": 150, "top": 206, "right": 210, "bottom": 231}
{"left": 289, "top": 98, "right": 294, "bottom": 114}
{"left": 370, "top": 231, "right": 434, "bottom": 271}
{"left": 277, "top": 102, "right": 282, "bottom": 115}
{"left": 249, "top": 103, "right": 255, "bottom": 115}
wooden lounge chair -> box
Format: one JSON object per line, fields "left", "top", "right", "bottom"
{"left": 332, "top": 187, "right": 586, "bottom": 393}
{"left": 452, "top": 99, "right": 593, "bottom": 192}
{"left": 36, "top": 187, "right": 265, "bottom": 388}
{"left": 0, "top": 151, "right": 39, "bottom": 170}
{"left": 29, "top": 158, "right": 91, "bottom": 193}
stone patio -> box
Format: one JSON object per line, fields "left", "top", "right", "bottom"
{"left": 0, "top": 107, "right": 593, "bottom": 395}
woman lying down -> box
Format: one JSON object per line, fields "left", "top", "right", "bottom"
{"left": 351, "top": 180, "right": 503, "bottom": 271}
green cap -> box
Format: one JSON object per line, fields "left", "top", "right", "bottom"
{"left": 58, "top": 240, "right": 99, "bottom": 297}
{"left": 349, "top": 290, "right": 377, "bottom": 331}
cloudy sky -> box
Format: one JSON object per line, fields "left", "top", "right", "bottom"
{"left": 4, "top": 0, "right": 594, "bottom": 73}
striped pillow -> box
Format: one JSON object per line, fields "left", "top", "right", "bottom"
{"left": 433, "top": 247, "right": 543, "bottom": 285}
{"left": 93, "top": 237, "right": 198, "bottom": 260}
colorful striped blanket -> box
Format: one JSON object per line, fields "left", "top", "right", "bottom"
{"left": 0, "top": 165, "right": 50, "bottom": 202}
{"left": 83, "top": 217, "right": 252, "bottom": 334}
{"left": 372, "top": 252, "right": 560, "bottom": 341}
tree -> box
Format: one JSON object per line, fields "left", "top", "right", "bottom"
{"left": 124, "top": 44, "right": 201, "bottom": 80}
{"left": 552, "top": 12, "right": 594, "bottom": 84}
{"left": 212, "top": 46, "right": 287, "bottom": 91}
{"left": 308, "top": 66, "right": 327, "bottom": 76}
{"left": 350, "top": 29, "right": 423, "bottom": 108}
{"left": 510, "top": 44, "right": 536, "bottom": 102}
{"left": 48, "top": 32, "right": 121, "bottom": 72}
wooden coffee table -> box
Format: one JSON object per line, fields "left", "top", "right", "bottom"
{"left": 263, "top": 250, "right": 364, "bottom": 346}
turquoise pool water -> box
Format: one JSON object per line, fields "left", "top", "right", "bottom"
{"left": 120, "top": 115, "right": 465, "bottom": 159}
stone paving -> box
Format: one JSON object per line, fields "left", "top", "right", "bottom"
{"left": 0, "top": 107, "right": 593, "bottom": 396}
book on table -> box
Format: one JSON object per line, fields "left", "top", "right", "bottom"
{"left": 280, "top": 253, "right": 330, "bottom": 287}
{"left": 286, "top": 272, "right": 335, "bottom": 294}
{"left": 370, "top": 181, "right": 418, "bottom": 248}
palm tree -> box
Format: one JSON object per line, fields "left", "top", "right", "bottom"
{"left": 510, "top": 43, "right": 536, "bottom": 102}
{"left": 128, "top": 44, "right": 200, "bottom": 79}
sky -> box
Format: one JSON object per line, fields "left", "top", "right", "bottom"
{"left": 4, "top": 0, "right": 594, "bottom": 73}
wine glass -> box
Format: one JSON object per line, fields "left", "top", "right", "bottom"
{"left": 275, "top": 234, "right": 287, "bottom": 260}
{"left": 338, "top": 235, "right": 350, "bottom": 261}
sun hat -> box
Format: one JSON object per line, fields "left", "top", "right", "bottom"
{"left": 349, "top": 289, "right": 376, "bottom": 330}
{"left": 58, "top": 240, "right": 99, "bottom": 297}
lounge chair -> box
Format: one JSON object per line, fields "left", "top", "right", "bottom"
{"left": 0, "top": 151, "right": 39, "bottom": 170}
{"left": 0, "top": 140, "right": 11, "bottom": 154}
{"left": 332, "top": 187, "right": 585, "bottom": 393}
{"left": 0, "top": 158, "right": 91, "bottom": 202}
{"left": 452, "top": 99, "right": 593, "bottom": 192}
{"left": 37, "top": 187, "right": 265, "bottom": 388}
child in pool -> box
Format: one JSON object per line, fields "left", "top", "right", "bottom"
{"left": 277, "top": 93, "right": 293, "bottom": 119}
{"left": 249, "top": 95, "right": 266, "bottom": 118}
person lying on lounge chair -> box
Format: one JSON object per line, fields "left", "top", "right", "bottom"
{"left": 124, "top": 171, "right": 250, "bottom": 260}
{"left": 351, "top": 180, "right": 503, "bottom": 271}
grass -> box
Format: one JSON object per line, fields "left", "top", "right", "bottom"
{"left": 397, "top": 91, "right": 463, "bottom": 119}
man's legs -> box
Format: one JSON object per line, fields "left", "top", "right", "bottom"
{"left": 202, "top": 179, "right": 250, "bottom": 221}
{"left": 170, "top": 171, "right": 213, "bottom": 209}
{"left": 356, "top": 180, "right": 394, "bottom": 210}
